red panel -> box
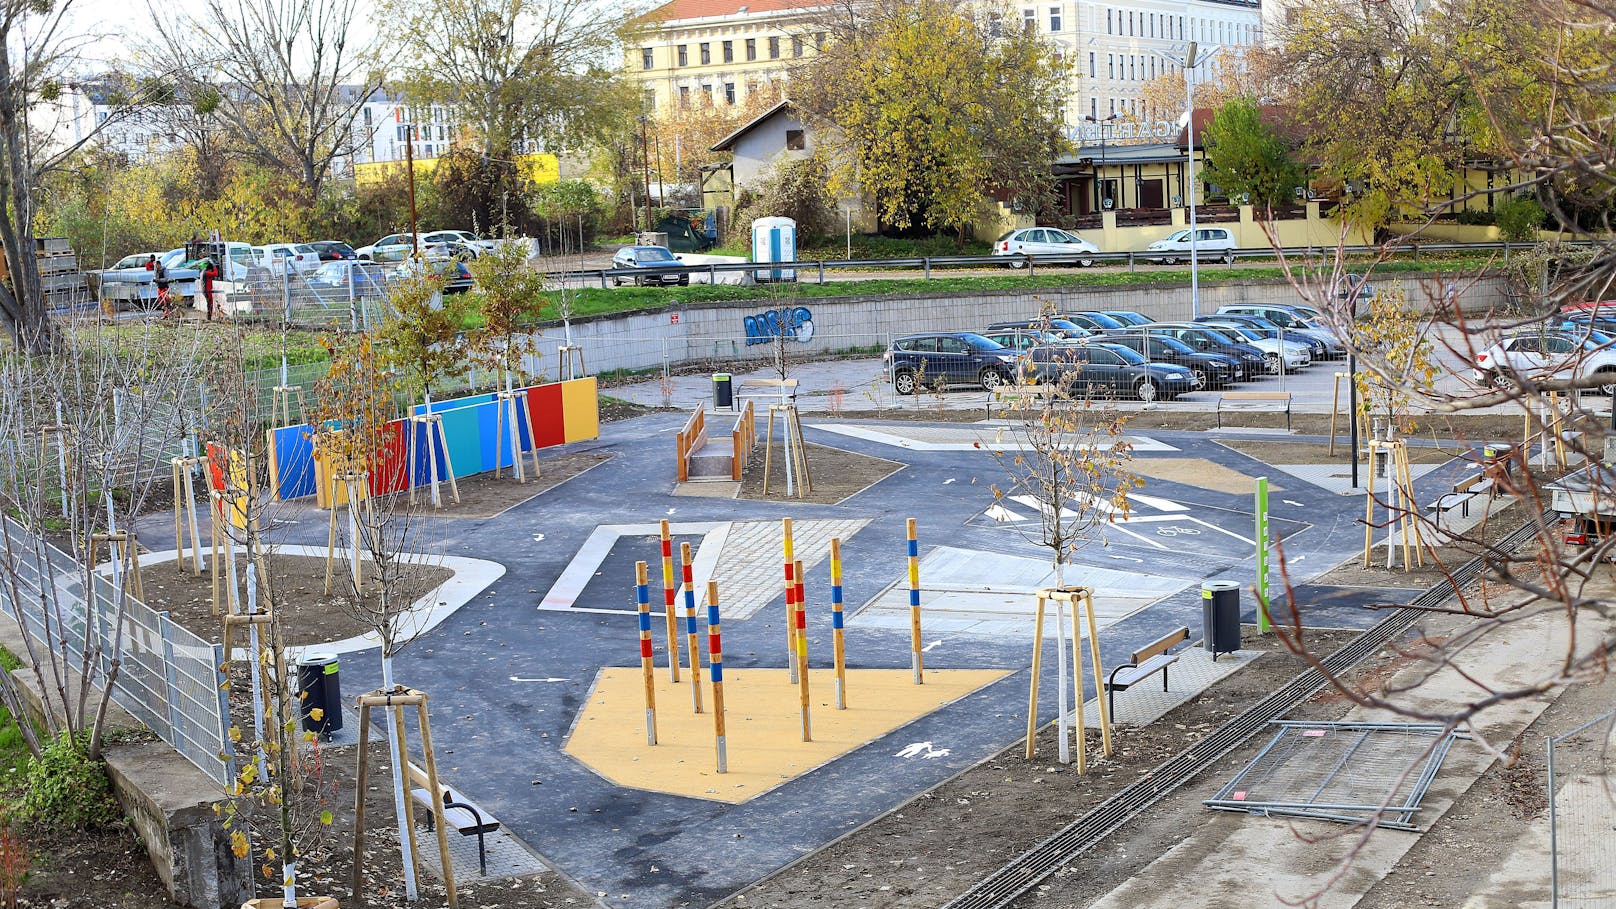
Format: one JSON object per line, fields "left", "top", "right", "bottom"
{"left": 368, "top": 419, "right": 410, "bottom": 495}
{"left": 526, "top": 383, "right": 566, "bottom": 449}
{"left": 205, "top": 442, "right": 227, "bottom": 493}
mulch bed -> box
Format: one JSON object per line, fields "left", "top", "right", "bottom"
{"left": 738, "top": 442, "right": 904, "bottom": 505}
{"left": 413, "top": 452, "right": 610, "bottom": 520}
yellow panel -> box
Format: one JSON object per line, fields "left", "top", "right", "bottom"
{"left": 227, "top": 450, "right": 250, "bottom": 530}
{"left": 311, "top": 431, "right": 368, "bottom": 510}
{"left": 561, "top": 376, "right": 599, "bottom": 443}
{"left": 564, "top": 667, "right": 1011, "bottom": 804}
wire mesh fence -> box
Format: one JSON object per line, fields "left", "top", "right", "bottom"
{"left": 1548, "top": 709, "right": 1616, "bottom": 907}
{"left": 0, "top": 516, "right": 231, "bottom": 784}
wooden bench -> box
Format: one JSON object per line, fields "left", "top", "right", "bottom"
{"left": 1428, "top": 472, "right": 1496, "bottom": 524}
{"left": 1217, "top": 391, "right": 1293, "bottom": 429}
{"left": 1105, "top": 626, "right": 1191, "bottom": 717}
{"left": 404, "top": 761, "right": 500, "bottom": 876}
{"left": 738, "top": 377, "right": 799, "bottom": 403}
{"left": 675, "top": 403, "right": 707, "bottom": 483}
{"left": 985, "top": 384, "right": 1057, "bottom": 417}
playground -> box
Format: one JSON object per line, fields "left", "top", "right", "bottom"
{"left": 110, "top": 368, "right": 1516, "bottom": 908}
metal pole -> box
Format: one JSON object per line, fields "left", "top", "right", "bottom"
{"left": 1255, "top": 476, "right": 1270, "bottom": 633}
{"left": 639, "top": 117, "right": 654, "bottom": 233}
{"left": 405, "top": 122, "right": 419, "bottom": 259}
{"left": 1185, "top": 41, "right": 1201, "bottom": 319}
{"left": 1349, "top": 351, "right": 1360, "bottom": 489}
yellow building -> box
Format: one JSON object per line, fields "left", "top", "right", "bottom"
{"left": 628, "top": 0, "right": 825, "bottom": 114}
{"left": 352, "top": 153, "right": 561, "bottom": 189}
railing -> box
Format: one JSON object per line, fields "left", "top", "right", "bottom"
{"left": 0, "top": 517, "right": 232, "bottom": 785}
{"left": 731, "top": 399, "right": 755, "bottom": 482}
{"left": 554, "top": 239, "right": 1567, "bottom": 289}
{"left": 675, "top": 403, "right": 706, "bottom": 483}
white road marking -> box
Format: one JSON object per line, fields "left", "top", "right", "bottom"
{"left": 532, "top": 534, "right": 545, "bottom": 543}
{"left": 1283, "top": 499, "right": 1307, "bottom": 508}
{"left": 509, "top": 676, "right": 570, "bottom": 683}
{"left": 943, "top": 478, "right": 956, "bottom": 485}
{"left": 896, "top": 741, "right": 952, "bottom": 759}
{"left": 922, "top": 639, "right": 944, "bottom": 652}
{"left": 985, "top": 503, "right": 1027, "bottom": 523}
{"left": 1129, "top": 492, "right": 1189, "bottom": 513}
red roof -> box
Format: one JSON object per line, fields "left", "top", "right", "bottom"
{"left": 647, "top": 0, "right": 822, "bottom": 22}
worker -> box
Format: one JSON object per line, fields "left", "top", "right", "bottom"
{"left": 201, "top": 258, "right": 220, "bottom": 321}
{"left": 143, "top": 255, "right": 156, "bottom": 271}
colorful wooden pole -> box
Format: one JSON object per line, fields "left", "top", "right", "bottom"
{"left": 636, "top": 561, "right": 657, "bottom": 745}
{"left": 660, "top": 520, "right": 680, "bottom": 682}
{"left": 830, "top": 537, "right": 847, "bottom": 709}
{"left": 794, "top": 559, "right": 811, "bottom": 741}
{"left": 681, "top": 542, "right": 703, "bottom": 713}
{"left": 706, "top": 580, "right": 727, "bottom": 773}
{"left": 907, "top": 518, "right": 923, "bottom": 685}
{"left": 783, "top": 517, "right": 798, "bottom": 683}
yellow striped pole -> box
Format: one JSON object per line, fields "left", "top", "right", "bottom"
{"left": 706, "top": 580, "right": 727, "bottom": 773}
{"left": 907, "top": 518, "right": 923, "bottom": 685}
{"left": 830, "top": 537, "right": 847, "bottom": 709}
{"left": 783, "top": 517, "right": 798, "bottom": 683}
{"left": 681, "top": 541, "right": 703, "bottom": 713}
{"left": 635, "top": 561, "right": 657, "bottom": 745}
{"left": 660, "top": 520, "right": 680, "bottom": 682}
{"left": 794, "top": 559, "right": 811, "bottom": 741}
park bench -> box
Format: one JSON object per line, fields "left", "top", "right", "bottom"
{"left": 1427, "top": 471, "right": 1496, "bottom": 525}
{"left": 1105, "top": 626, "right": 1191, "bottom": 717}
{"left": 985, "top": 384, "right": 1057, "bottom": 418}
{"left": 1216, "top": 391, "right": 1293, "bottom": 430}
{"left": 405, "top": 761, "right": 500, "bottom": 876}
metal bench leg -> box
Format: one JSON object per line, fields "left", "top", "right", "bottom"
{"left": 1163, "top": 665, "right": 1170, "bottom": 691}
{"left": 1108, "top": 685, "right": 1116, "bottom": 719}
{"left": 477, "top": 829, "right": 488, "bottom": 876}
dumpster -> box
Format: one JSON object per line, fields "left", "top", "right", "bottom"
{"left": 1201, "top": 581, "right": 1241, "bottom": 660}
{"left": 296, "top": 652, "right": 342, "bottom": 737}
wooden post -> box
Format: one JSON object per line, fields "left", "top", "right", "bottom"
{"left": 907, "top": 518, "right": 923, "bottom": 685}
{"left": 171, "top": 459, "right": 185, "bottom": 572}
{"left": 351, "top": 702, "right": 372, "bottom": 900}
{"left": 659, "top": 520, "right": 680, "bottom": 682}
{"left": 413, "top": 695, "right": 459, "bottom": 908}
{"left": 830, "top": 537, "right": 847, "bottom": 709}
{"left": 271, "top": 385, "right": 305, "bottom": 426}
{"left": 407, "top": 413, "right": 461, "bottom": 508}
{"left": 1082, "top": 589, "right": 1113, "bottom": 757}
{"left": 350, "top": 689, "right": 459, "bottom": 907}
{"left": 1328, "top": 372, "right": 1347, "bottom": 456}
{"left": 636, "top": 561, "right": 657, "bottom": 745}
{"left": 794, "top": 559, "right": 811, "bottom": 741}
{"left": 706, "top": 580, "right": 727, "bottom": 773}
{"left": 1026, "top": 590, "right": 1047, "bottom": 760}
{"left": 783, "top": 518, "right": 798, "bottom": 684}
{"left": 493, "top": 390, "right": 536, "bottom": 483}
{"left": 680, "top": 542, "right": 702, "bottom": 713}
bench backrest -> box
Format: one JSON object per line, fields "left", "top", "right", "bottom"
{"left": 1131, "top": 626, "right": 1190, "bottom": 663}
{"left": 1221, "top": 391, "right": 1292, "bottom": 402}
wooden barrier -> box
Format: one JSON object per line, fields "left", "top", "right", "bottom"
{"left": 730, "top": 399, "right": 756, "bottom": 481}
{"left": 675, "top": 403, "right": 707, "bottom": 484}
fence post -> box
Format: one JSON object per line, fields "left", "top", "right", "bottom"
{"left": 213, "top": 642, "right": 234, "bottom": 782}
{"left": 159, "top": 611, "right": 183, "bottom": 749}
{"left": 923, "top": 257, "right": 931, "bottom": 280}
{"left": 282, "top": 266, "right": 291, "bottom": 320}
{"left": 818, "top": 261, "right": 825, "bottom": 285}
{"left": 1503, "top": 241, "right": 1511, "bottom": 264}
{"left": 1128, "top": 252, "right": 1135, "bottom": 273}
{"left": 601, "top": 271, "right": 609, "bottom": 289}
{"left": 1027, "top": 256, "right": 1035, "bottom": 277}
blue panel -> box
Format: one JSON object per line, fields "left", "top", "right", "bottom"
{"left": 270, "top": 425, "right": 317, "bottom": 499}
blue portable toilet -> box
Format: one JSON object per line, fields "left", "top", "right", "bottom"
{"left": 750, "top": 217, "right": 797, "bottom": 284}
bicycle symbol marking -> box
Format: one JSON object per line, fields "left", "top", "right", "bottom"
{"left": 1155, "top": 526, "right": 1202, "bottom": 537}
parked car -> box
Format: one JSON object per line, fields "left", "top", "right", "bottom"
{"left": 307, "top": 240, "right": 359, "bottom": 261}
{"left": 1473, "top": 332, "right": 1616, "bottom": 394}
{"left": 992, "top": 227, "right": 1101, "bottom": 268}
{"left": 308, "top": 260, "right": 389, "bottom": 296}
{"left": 984, "top": 319, "right": 1094, "bottom": 341}
{"left": 1058, "top": 311, "right": 1130, "bottom": 331}
{"left": 1101, "top": 310, "right": 1153, "bottom": 326}
{"left": 355, "top": 233, "right": 431, "bottom": 260}
{"left": 254, "top": 243, "right": 323, "bottom": 275}
{"left": 1196, "top": 320, "right": 1312, "bottom": 370}
{"left": 611, "top": 245, "right": 689, "bottom": 286}
{"left": 1021, "top": 342, "right": 1196, "bottom": 401}
{"left": 422, "top": 230, "right": 495, "bottom": 257}
{"left": 979, "top": 328, "right": 1078, "bottom": 353}
{"left": 1197, "top": 315, "right": 1328, "bottom": 362}
{"left": 884, "top": 332, "right": 1021, "bottom": 394}
{"left": 1136, "top": 323, "right": 1269, "bottom": 377}
{"left": 1213, "top": 307, "right": 1346, "bottom": 356}
{"left": 1143, "top": 227, "right": 1237, "bottom": 265}
{"left": 1102, "top": 332, "right": 1241, "bottom": 388}
{"left": 110, "top": 251, "right": 166, "bottom": 270}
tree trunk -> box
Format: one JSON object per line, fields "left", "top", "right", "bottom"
{"left": 380, "top": 654, "right": 420, "bottom": 900}
{"left": 0, "top": 41, "right": 52, "bottom": 354}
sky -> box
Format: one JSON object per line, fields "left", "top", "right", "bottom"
{"left": 56, "top": 0, "right": 384, "bottom": 73}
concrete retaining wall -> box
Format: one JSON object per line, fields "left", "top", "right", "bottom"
{"left": 531, "top": 273, "right": 1508, "bottom": 376}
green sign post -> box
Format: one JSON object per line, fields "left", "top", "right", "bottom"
{"left": 1255, "top": 476, "right": 1271, "bottom": 633}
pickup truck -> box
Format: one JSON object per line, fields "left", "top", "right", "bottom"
{"left": 97, "top": 241, "right": 268, "bottom": 312}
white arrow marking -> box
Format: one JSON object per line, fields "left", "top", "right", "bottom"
{"left": 509, "top": 676, "right": 571, "bottom": 683}
{"left": 1107, "top": 554, "right": 1145, "bottom": 563}
{"left": 943, "top": 478, "right": 956, "bottom": 485}
{"left": 666, "top": 508, "right": 677, "bottom": 515}
{"left": 895, "top": 741, "right": 952, "bottom": 759}
{"left": 985, "top": 503, "right": 1027, "bottom": 523}
{"left": 922, "top": 639, "right": 944, "bottom": 652}
{"left": 532, "top": 533, "right": 545, "bottom": 543}
{"left": 1282, "top": 499, "right": 1307, "bottom": 508}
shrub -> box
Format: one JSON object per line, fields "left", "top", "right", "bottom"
{"left": 1495, "top": 196, "right": 1546, "bottom": 242}
{"left": 1453, "top": 209, "right": 1495, "bottom": 226}
{"left": 20, "top": 732, "right": 118, "bottom": 829}
{"left": 731, "top": 156, "right": 839, "bottom": 244}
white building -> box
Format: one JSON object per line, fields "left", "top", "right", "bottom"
{"left": 43, "top": 82, "right": 186, "bottom": 161}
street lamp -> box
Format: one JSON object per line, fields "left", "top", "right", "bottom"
{"left": 1155, "top": 41, "right": 1219, "bottom": 318}
{"left": 1083, "top": 113, "right": 1119, "bottom": 214}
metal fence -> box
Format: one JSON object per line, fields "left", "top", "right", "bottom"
{"left": 0, "top": 516, "right": 232, "bottom": 785}
{"left": 1548, "top": 708, "right": 1616, "bottom": 907}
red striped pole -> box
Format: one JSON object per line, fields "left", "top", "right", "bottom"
{"left": 681, "top": 541, "right": 703, "bottom": 713}
{"left": 794, "top": 559, "right": 811, "bottom": 741}
{"left": 908, "top": 518, "right": 923, "bottom": 685}
{"left": 706, "top": 579, "right": 727, "bottom": 773}
{"left": 636, "top": 561, "right": 657, "bottom": 745}
{"left": 660, "top": 520, "right": 680, "bottom": 682}
{"left": 831, "top": 537, "right": 847, "bottom": 709}
{"left": 783, "top": 518, "right": 798, "bottom": 683}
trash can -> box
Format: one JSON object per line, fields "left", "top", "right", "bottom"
{"left": 713, "top": 373, "right": 733, "bottom": 410}
{"left": 296, "top": 652, "right": 342, "bottom": 737}
{"left": 1201, "top": 581, "right": 1241, "bottom": 660}
{"left": 1482, "top": 441, "right": 1516, "bottom": 477}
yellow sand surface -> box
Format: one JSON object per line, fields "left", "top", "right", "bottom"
{"left": 1132, "top": 457, "right": 1265, "bottom": 496}
{"left": 564, "top": 667, "right": 1011, "bottom": 803}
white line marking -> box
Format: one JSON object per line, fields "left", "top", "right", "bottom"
{"left": 509, "top": 676, "right": 570, "bottom": 683}
{"left": 1282, "top": 499, "right": 1307, "bottom": 508}
{"left": 922, "top": 639, "right": 944, "bottom": 652}
{"left": 1129, "top": 493, "right": 1189, "bottom": 513}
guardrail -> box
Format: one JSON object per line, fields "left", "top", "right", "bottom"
{"left": 555, "top": 240, "right": 1565, "bottom": 289}
{"left": 731, "top": 399, "right": 755, "bottom": 482}
{"left": 675, "top": 403, "right": 707, "bottom": 483}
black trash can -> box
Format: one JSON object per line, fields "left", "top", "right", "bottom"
{"left": 713, "top": 373, "right": 733, "bottom": 410}
{"left": 297, "top": 652, "right": 342, "bottom": 737}
{"left": 1201, "top": 581, "right": 1241, "bottom": 660}
{"left": 1482, "top": 441, "right": 1517, "bottom": 477}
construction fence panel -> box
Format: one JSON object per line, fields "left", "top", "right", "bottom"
{"left": 1549, "top": 709, "right": 1616, "bottom": 907}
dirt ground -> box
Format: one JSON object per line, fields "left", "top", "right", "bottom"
{"left": 717, "top": 626, "right": 1360, "bottom": 909}
{"left": 141, "top": 554, "right": 454, "bottom": 648}
{"left": 413, "top": 451, "right": 611, "bottom": 519}
{"left": 738, "top": 442, "right": 904, "bottom": 505}
{"left": 1218, "top": 439, "right": 1463, "bottom": 465}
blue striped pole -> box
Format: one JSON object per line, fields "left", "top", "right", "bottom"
{"left": 706, "top": 580, "right": 727, "bottom": 773}
{"left": 660, "top": 520, "right": 680, "bottom": 682}
{"left": 681, "top": 541, "right": 702, "bottom": 713}
{"left": 831, "top": 537, "right": 847, "bottom": 709}
{"left": 636, "top": 561, "right": 657, "bottom": 745}
{"left": 907, "top": 518, "right": 923, "bottom": 685}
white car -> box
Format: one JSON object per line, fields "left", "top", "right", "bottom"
{"left": 110, "top": 251, "right": 166, "bottom": 270}
{"left": 354, "top": 233, "right": 429, "bottom": 261}
{"left": 253, "top": 243, "right": 322, "bottom": 275}
{"left": 422, "top": 230, "right": 495, "bottom": 256}
{"left": 1474, "top": 332, "right": 1616, "bottom": 394}
{"left": 1144, "top": 227, "right": 1237, "bottom": 265}
{"left": 1202, "top": 321, "right": 1311, "bottom": 371}
{"left": 992, "top": 227, "right": 1101, "bottom": 267}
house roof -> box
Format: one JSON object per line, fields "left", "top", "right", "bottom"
{"left": 1176, "top": 105, "right": 1302, "bottom": 149}
{"left": 646, "top": 0, "right": 823, "bottom": 23}
{"left": 709, "top": 100, "right": 797, "bottom": 151}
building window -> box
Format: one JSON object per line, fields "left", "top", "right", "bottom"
{"left": 815, "top": 31, "right": 825, "bottom": 48}
{"left": 1107, "top": 54, "right": 1114, "bottom": 78}
{"left": 724, "top": 82, "right": 736, "bottom": 104}
{"left": 644, "top": 89, "right": 657, "bottom": 111}
{"left": 677, "top": 44, "right": 688, "bottom": 66}
{"left": 701, "top": 84, "right": 713, "bottom": 103}
{"left": 363, "top": 107, "right": 372, "bottom": 124}
{"left": 1090, "top": 98, "right": 1097, "bottom": 119}
{"left": 785, "top": 129, "right": 805, "bottom": 150}
{"left": 722, "top": 40, "right": 733, "bottom": 62}
{"left": 1109, "top": 98, "right": 1116, "bottom": 115}
{"left": 1088, "top": 51, "right": 1095, "bottom": 77}
{"left": 746, "top": 38, "right": 756, "bottom": 60}
{"left": 1106, "top": 9, "right": 1112, "bottom": 33}
{"left": 793, "top": 36, "right": 803, "bottom": 56}
{"left": 1022, "top": 8, "right": 1035, "bottom": 31}
{"left": 679, "top": 85, "right": 690, "bottom": 108}
{"left": 769, "top": 36, "right": 780, "bottom": 58}
{"left": 1050, "top": 7, "right": 1061, "bottom": 31}
{"left": 700, "top": 43, "right": 711, "bottom": 64}
{"left": 641, "top": 47, "right": 654, "bottom": 69}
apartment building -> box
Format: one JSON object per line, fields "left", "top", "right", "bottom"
{"left": 629, "top": 0, "right": 826, "bottom": 113}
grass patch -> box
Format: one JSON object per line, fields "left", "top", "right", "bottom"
{"left": 0, "top": 645, "right": 31, "bottom": 787}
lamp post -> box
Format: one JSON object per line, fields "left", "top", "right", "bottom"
{"left": 637, "top": 115, "right": 654, "bottom": 233}
{"left": 1083, "top": 113, "right": 1119, "bottom": 214}
{"left": 1156, "top": 41, "right": 1219, "bottom": 318}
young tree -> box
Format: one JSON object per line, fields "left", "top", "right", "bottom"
{"left": 798, "top": 0, "right": 1069, "bottom": 242}
{"left": 469, "top": 240, "right": 549, "bottom": 389}
{"left": 1199, "top": 96, "right": 1304, "bottom": 217}
{"left": 375, "top": 270, "right": 472, "bottom": 407}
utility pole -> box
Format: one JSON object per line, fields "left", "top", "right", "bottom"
{"left": 405, "top": 119, "right": 419, "bottom": 259}
{"left": 1156, "top": 42, "right": 1219, "bottom": 318}
{"left": 638, "top": 115, "right": 654, "bottom": 234}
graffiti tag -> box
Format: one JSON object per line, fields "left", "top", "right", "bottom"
{"left": 743, "top": 306, "right": 814, "bottom": 346}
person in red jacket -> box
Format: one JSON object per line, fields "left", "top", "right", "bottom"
{"left": 201, "top": 259, "right": 220, "bottom": 321}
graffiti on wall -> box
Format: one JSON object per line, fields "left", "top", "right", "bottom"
{"left": 743, "top": 306, "right": 815, "bottom": 346}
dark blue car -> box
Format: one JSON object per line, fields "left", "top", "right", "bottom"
{"left": 1021, "top": 342, "right": 1197, "bottom": 401}
{"left": 885, "top": 332, "right": 1021, "bottom": 394}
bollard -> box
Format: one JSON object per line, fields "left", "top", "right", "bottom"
{"left": 660, "top": 520, "right": 680, "bottom": 681}
{"left": 636, "top": 561, "right": 657, "bottom": 745}
{"left": 907, "top": 518, "right": 923, "bottom": 684}
{"left": 830, "top": 537, "right": 847, "bottom": 709}
{"left": 681, "top": 542, "right": 702, "bottom": 713}
{"left": 707, "top": 580, "right": 727, "bottom": 773}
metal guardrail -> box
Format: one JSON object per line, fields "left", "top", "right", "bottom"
{"left": 0, "top": 516, "right": 232, "bottom": 785}
{"left": 553, "top": 240, "right": 1560, "bottom": 288}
